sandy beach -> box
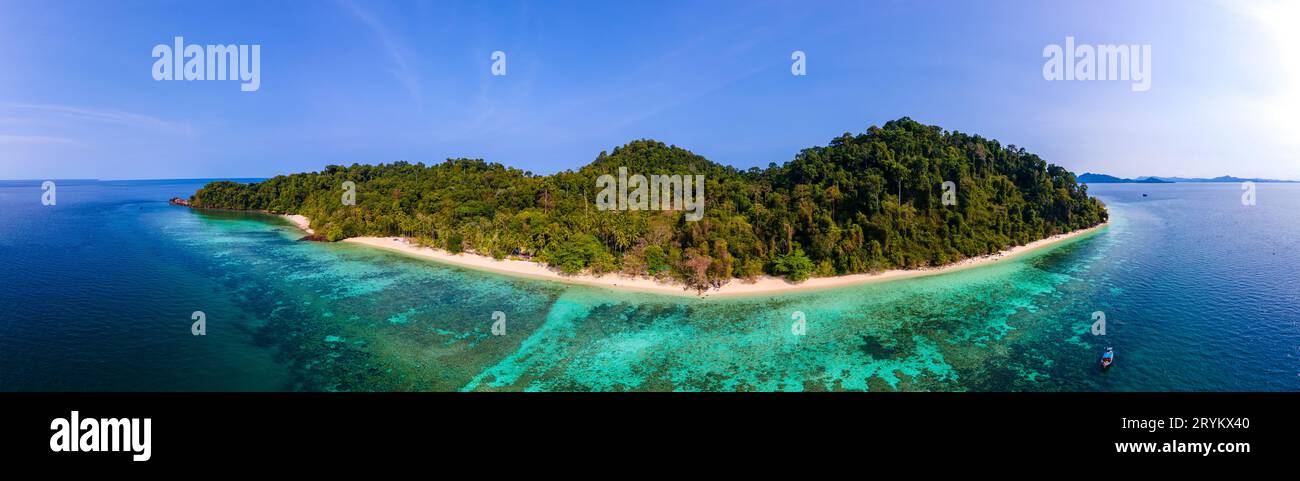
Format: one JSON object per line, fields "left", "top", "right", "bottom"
{"left": 280, "top": 214, "right": 313, "bottom": 235}
{"left": 277, "top": 218, "right": 1110, "bottom": 298}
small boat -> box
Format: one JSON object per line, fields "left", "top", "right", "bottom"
{"left": 1100, "top": 347, "right": 1114, "bottom": 369}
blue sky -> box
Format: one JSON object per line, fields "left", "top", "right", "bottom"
{"left": 1, "top": 0, "right": 1296, "bottom": 180}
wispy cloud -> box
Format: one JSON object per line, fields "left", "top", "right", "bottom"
{"left": 339, "top": 0, "right": 423, "bottom": 105}
{"left": 0, "top": 102, "right": 196, "bottom": 136}
{"left": 0, "top": 134, "right": 74, "bottom": 145}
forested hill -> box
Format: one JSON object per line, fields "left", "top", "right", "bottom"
{"left": 190, "top": 117, "right": 1107, "bottom": 289}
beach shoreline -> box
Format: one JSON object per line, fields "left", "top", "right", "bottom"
{"left": 270, "top": 216, "right": 1109, "bottom": 298}
{"left": 280, "top": 214, "right": 314, "bottom": 235}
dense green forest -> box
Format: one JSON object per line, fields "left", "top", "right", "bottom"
{"left": 191, "top": 117, "right": 1107, "bottom": 290}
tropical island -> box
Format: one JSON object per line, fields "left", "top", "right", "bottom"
{"left": 187, "top": 117, "right": 1108, "bottom": 294}
{"left": 1076, "top": 173, "right": 1172, "bottom": 184}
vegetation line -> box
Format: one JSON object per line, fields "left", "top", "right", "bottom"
{"left": 329, "top": 222, "right": 1105, "bottom": 297}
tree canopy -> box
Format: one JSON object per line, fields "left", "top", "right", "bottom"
{"left": 191, "top": 117, "right": 1107, "bottom": 290}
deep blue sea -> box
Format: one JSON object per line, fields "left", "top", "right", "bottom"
{"left": 1, "top": 179, "right": 1296, "bottom": 391}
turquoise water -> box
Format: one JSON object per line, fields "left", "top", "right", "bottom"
{"left": 1, "top": 180, "right": 1296, "bottom": 391}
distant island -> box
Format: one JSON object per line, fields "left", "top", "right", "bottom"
{"left": 186, "top": 117, "right": 1108, "bottom": 292}
{"left": 1079, "top": 172, "right": 1296, "bottom": 183}
{"left": 1076, "top": 173, "right": 1172, "bottom": 184}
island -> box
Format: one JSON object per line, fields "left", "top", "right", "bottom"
{"left": 1079, "top": 172, "right": 1297, "bottom": 183}
{"left": 183, "top": 117, "right": 1109, "bottom": 294}
{"left": 1076, "top": 173, "right": 1172, "bottom": 184}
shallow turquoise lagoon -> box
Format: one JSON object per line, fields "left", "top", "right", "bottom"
{"left": 2, "top": 180, "right": 1296, "bottom": 391}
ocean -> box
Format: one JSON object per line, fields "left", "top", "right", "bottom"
{"left": 1, "top": 180, "right": 1296, "bottom": 391}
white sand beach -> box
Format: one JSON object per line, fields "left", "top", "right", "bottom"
{"left": 280, "top": 214, "right": 313, "bottom": 235}
{"left": 282, "top": 215, "right": 1105, "bottom": 298}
